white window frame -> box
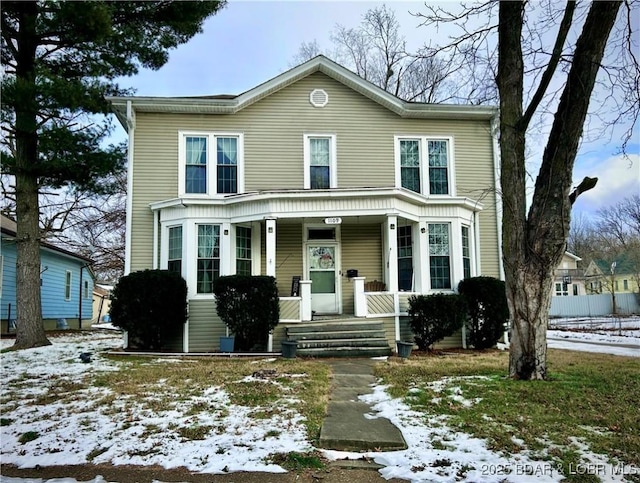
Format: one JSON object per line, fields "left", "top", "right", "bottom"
{"left": 394, "top": 135, "right": 455, "bottom": 196}
{"left": 178, "top": 131, "right": 245, "bottom": 197}
{"left": 64, "top": 270, "right": 72, "bottom": 301}
{"left": 303, "top": 133, "right": 337, "bottom": 189}
{"left": 427, "top": 222, "right": 453, "bottom": 290}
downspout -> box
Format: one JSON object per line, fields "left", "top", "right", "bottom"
{"left": 490, "top": 115, "right": 505, "bottom": 280}
{"left": 124, "top": 101, "right": 135, "bottom": 276}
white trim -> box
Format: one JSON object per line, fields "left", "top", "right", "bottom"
{"left": 152, "top": 210, "right": 159, "bottom": 269}
{"left": 251, "top": 221, "right": 261, "bottom": 275}
{"left": 178, "top": 131, "right": 245, "bottom": 198}
{"left": 265, "top": 219, "right": 277, "bottom": 277}
{"left": 386, "top": 216, "right": 399, "bottom": 292}
{"left": 108, "top": 56, "right": 498, "bottom": 128}
{"left": 303, "top": 133, "right": 337, "bottom": 189}
{"left": 394, "top": 135, "right": 456, "bottom": 197}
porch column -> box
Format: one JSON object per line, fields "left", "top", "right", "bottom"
{"left": 415, "top": 221, "right": 430, "bottom": 293}
{"left": 300, "top": 280, "right": 313, "bottom": 321}
{"left": 265, "top": 219, "right": 276, "bottom": 277}
{"left": 353, "top": 277, "right": 366, "bottom": 317}
{"left": 386, "top": 216, "right": 399, "bottom": 293}
{"left": 265, "top": 218, "right": 276, "bottom": 351}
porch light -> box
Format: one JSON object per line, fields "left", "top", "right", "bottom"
{"left": 390, "top": 224, "right": 395, "bottom": 230}
{"left": 223, "top": 229, "right": 229, "bottom": 235}
{"left": 421, "top": 227, "right": 426, "bottom": 233}
{"left": 268, "top": 226, "right": 273, "bottom": 233}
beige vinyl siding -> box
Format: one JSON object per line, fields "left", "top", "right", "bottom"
{"left": 399, "top": 317, "right": 464, "bottom": 349}
{"left": 341, "top": 224, "right": 382, "bottom": 315}
{"left": 188, "top": 298, "right": 226, "bottom": 352}
{"left": 269, "top": 224, "right": 304, "bottom": 297}
{"left": 129, "top": 71, "right": 499, "bottom": 278}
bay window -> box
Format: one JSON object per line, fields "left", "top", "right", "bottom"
{"left": 168, "top": 226, "right": 183, "bottom": 274}
{"left": 397, "top": 225, "right": 413, "bottom": 291}
{"left": 197, "top": 224, "right": 220, "bottom": 294}
{"left": 236, "top": 226, "right": 252, "bottom": 276}
{"left": 461, "top": 225, "right": 471, "bottom": 279}
{"left": 428, "top": 223, "right": 451, "bottom": 289}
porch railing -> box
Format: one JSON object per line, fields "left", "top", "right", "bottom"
{"left": 278, "top": 279, "right": 312, "bottom": 323}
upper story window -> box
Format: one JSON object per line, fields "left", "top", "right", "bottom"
{"left": 304, "top": 134, "right": 336, "bottom": 189}
{"left": 179, "top": 132, "right": 244, "bottom": 196}
{"left": 396, "top": 136, "right": 454, "bottom": 196}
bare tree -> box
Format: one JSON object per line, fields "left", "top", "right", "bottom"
{"left": 291, "top": 5, "right": 487, "bottom": 103}
{"left": 420, "top": 1, "right": 638, "bottom": 379}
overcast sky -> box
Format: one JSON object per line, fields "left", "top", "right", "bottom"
{"left": 112, "top": 0, "right": 639, "bottom": 219}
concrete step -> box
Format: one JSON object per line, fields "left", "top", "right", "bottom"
{"left": 287, "top": 321, "right": 384, "bottom": 334}
{"left": 291, "top": 330, "right": 387, "bottom": 341}
{"left": 296, "top": 346, "right": 392, "bottom": 358}
{"left": 297, "top": 338, "right": 390, "bottom": 349}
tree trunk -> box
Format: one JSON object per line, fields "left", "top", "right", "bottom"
{"left": 498, "top": 1, "right": 622, "bottom": 379}
{"left": 12, "top": 2, "right": 50, "bottom": 349}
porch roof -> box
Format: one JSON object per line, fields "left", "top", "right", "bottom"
{"left": 149, "top": 187, "right": 484, "bottom": 223}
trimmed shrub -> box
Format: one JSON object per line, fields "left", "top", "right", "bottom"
{"left": 213, "top": 275, "right": 279, "bottom": 351}
{"left": 110, "top": 269, "right": 187, "bottom": 350}
{"left": 408, "top": 293, "right": 467, "bottom": 351}
{"left": 458, "top": 276, "right": 509, "bottom": 349}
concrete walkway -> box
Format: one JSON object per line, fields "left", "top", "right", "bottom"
{"left": 318, "top": 359, "right": 407, "bottom": 452}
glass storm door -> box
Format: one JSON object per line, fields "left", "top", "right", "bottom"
{"left": 307, "top": 244, "right": 339, "bottom": 314}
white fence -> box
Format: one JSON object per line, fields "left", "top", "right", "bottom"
{"left": 550, "top": 293, "right": 640, "bottom": 317}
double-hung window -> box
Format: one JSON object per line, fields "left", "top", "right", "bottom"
{"left": 428, "top": 223, "right": 451, "bottom": 289}
{"left": 168, "top": 226, "right": 183, "bottom": 274}
{"left": 180, "top": 132, "right": 243, "bottom": 196}
{"left": 64, "top": 271, "right": 72, "bottom": 300}
{"left": 236, "top": 226, "right": 252, "bottom": 276}
{"left": 304, "top": 134, "right": 336, "bottom": 189}
{"left": 396, "top": 137, "right": 453, "bottom": 196}
{"left": 197, "top": 224, "right": 220, "bottom": 294}
{"left": 461, "top": 225, "right": 471, "bottom": 280}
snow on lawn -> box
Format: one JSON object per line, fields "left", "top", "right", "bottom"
{"left": 0, "top": 331, "right": 311, "bottom": 475}
{"left": 2, "top": 324, "right": 637, "bottom": 483}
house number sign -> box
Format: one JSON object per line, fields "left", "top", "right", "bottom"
{"left": 324, "top": 217, "right": 342, "bottom": 225}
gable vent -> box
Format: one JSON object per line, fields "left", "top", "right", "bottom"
{"left": 309, "top": 89, "right": 329, "bottom": 107}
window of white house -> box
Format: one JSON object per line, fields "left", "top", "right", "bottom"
{"left": 428, "top": 223, "right": 451, "bottom": 289}
{"left": 304, "top": 134, "right": 336, "bottom": 189}
{"left": 573, "top": 284, "right": 578, "bottom": 296}
{"left": 168, "top": 226, "right": 183, "bottom": 274}
{"left": 65, "top": 270, "right": 72, "bottom": 300}
{"left": 396, "top": 137, "right": 453, "bottom": 196}
{"left": 180, "top": 132, "right": 243, "bottom": 196}
{"left": 623, "top": 279, "right": 629, "bottom": 290}
{"left": 555, "top": 282, "right": 568, "bottom": 296}
{"left": 397, "top": 225, "right": 413, "bottom": 291}
{"left": 615, "top": 280, "right": 619, "bottom": 291}
{"left": 236, "top": 226, "right": 252, "bottom": 276}
{"left": 461, "top": 225, "right": 471, "bottom": 279}
{"left": 197, "top": 224, "right": 220, "bottom": 294}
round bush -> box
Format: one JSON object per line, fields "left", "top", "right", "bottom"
{"left": 458, "top": 276, "right": 509, "bottom": 349}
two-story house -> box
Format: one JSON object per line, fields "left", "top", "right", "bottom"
{"left": 108, "top": 56, "right": 502, "bottom": 354}
{"left": 553, "top": 252, "right": 585, "bottom": 296}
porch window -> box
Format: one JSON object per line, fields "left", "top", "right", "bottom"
{"left": 197, "top": 224, "right": 220, "bottom": 294}
{"left": 236, "top": 226, "right": 252, "bottom": 276}
{"left": 428, "top": 223, "right": 451, "bottom": 289}
{"left": 168, "top": 226, "right": 183, "bottom": 274}
{"left": 304, "top": 134, "right": 336, "bottom": 189}
{"left": 396, "top": 137, "right": 453, "bottom": 196}
{"left": 64, "top": 270, "right": 72, "bottom": 300}
{"left": 461, "top": 225, "right": 471, "bottom": 279}
{"left": 180, "top": 132, "right": 243, "bottom": 196}
{"left": 397, "top": 225, "right": 413, "bottom": 291}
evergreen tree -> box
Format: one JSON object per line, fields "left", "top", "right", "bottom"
{"left": 1, "top": 1, "right": 226, "bottom": 349}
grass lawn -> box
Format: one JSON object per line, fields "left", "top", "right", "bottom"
{"left": 375, "top": 349, "right": 640, "bottom": 482}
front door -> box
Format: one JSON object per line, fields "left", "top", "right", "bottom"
{"left": 307, "top": 244, "right": 340, "bottom": 314}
